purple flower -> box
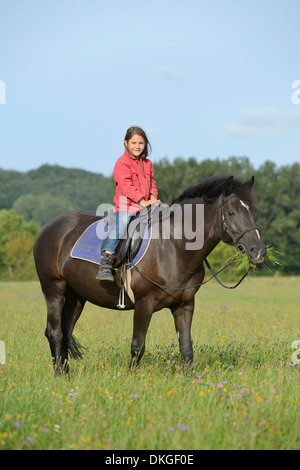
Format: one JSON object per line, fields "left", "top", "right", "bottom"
{"left": 175, "top": 365, "right": 181, "bottom": 371}
{"left": 217, "top": 381, "right": 228, "bottom": 388}
{"left": 168, "top": 427, "right": 174, "bottom": 433}
{"left": 13, "top": 422, "right": 21, "bottom": 428}
{"left": 178, "top": 423, "right": 187, "bottom": 431}
{"left": 133, "top": 394, "right": 138, "bottom": 400}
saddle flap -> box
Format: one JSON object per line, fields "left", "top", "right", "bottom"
{"left": 114, "top": 217, "right": 150, "bottom": 268}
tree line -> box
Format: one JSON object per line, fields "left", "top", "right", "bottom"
{"left": 0, "top": 156, "right": 299, "bottom": 280}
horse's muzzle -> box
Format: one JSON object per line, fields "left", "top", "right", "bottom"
{"left": 247, "top": 244, "right": 267, "bottom": 265}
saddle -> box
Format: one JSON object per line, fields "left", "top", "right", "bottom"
{"left": 102, "top": 206, "right": 152, "bottom": 268}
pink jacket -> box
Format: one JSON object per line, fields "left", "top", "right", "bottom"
{"left": 113, "top": 150, "right": 158, "bottom": 212}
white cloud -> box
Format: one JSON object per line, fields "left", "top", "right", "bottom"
{"left": 157, "top": 65, "right": 184, "bottom": 80}
{"left": 224, "top": 106, "right": 300, "bottom": 139}
{"left": 144, "top": 126, "right": 158, "bottom": 135}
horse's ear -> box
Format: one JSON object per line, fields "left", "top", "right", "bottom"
{"left": 244, "top": 175, "right": 255, "bottom": 191}
{"left": 223, "top": 175, "right": 234, "bottom": 196}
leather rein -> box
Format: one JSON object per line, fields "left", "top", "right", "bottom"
{"left": 133, "top": 193, "right": 260, "bottom": 291}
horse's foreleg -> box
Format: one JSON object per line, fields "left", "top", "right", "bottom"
{"left": 171, "top": 298, "right": 195, "bottom": 368}
{"left": 130, "top": 301, "right": 153, "bottom": 370}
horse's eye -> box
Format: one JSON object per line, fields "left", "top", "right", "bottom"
{"left": 228, "top": 211, "right": 235, "bottom": 216}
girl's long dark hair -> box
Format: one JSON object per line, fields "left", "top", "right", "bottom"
{"left": 124, "top": 126, "right": 152, "bottom": 159}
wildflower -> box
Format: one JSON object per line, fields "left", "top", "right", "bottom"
{"left": 133, "top": 394, "right": 138, "bottom": 400}
{"left": 175, "top": 365, "right": 181, "bottom": 371}
{"left": 178, "top": 423, "right": 187, "bottom": 431}
{"left": 217, "top": 381, "right": 228, "bottom": 388}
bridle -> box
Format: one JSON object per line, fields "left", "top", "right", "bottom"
{"left": 133, "top": 193, "right": 259, "bottom": 291}
{"left": 218, "top": 193, "right": 260, "bottom": 253}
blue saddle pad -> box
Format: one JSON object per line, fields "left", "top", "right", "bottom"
{"left": 70, "top": 218, "right": 151, "bottom": 269}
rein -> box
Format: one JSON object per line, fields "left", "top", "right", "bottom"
{"left": 133, "top": 257, "right": 251, "bottom": 291}
{"left": 133, "top": 193, "right": 255, "bottom": 291}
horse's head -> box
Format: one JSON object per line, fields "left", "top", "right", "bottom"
{"left": 219, "top": 176, "right": 266, "bottom": 265}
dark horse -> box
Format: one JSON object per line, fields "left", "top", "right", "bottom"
{"left": 33, "top": 175, "right": 266, "bottom": 375}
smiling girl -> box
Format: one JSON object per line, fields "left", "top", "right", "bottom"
{"left": 96, "top": 126, "right": 161, "bottom": 281}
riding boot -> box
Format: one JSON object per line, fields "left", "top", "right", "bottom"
{"left": 96, "top": 252, "right": 115, "bottom": 281}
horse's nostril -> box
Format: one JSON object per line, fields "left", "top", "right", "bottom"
{"left": 249, "top": 245, "right": 266, "bottom": 264}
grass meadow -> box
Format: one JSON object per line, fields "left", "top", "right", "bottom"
{"left": 0, "top": 276, "right": 299, "bottom": 450}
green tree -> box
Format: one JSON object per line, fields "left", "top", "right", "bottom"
{"left": 0, "top": 209, "right": 39, "bottom": 280}
{"left": 5, "top": 232, "right": 37, "bottom": 279}
{"left": 13, "top": 193, "right": 75, "bottom": 226}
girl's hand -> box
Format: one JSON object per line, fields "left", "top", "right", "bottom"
{"left": 139, "top": 197, "right": 161, "bottom": 207}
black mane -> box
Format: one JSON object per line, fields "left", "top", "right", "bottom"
{"left": 173, "top": 175, "right": 256, "bottom": 209}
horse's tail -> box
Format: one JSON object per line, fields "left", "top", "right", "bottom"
{"left": 62, "top": 330, "right": 86, "bottom": 360}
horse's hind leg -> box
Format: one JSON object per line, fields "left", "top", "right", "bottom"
{"left": 43, "top": 279, "right": 67, "bottom": 375}
{"left": 61, "top": 285, "right": 86, "bottom": 365}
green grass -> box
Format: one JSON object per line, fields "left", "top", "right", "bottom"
{"left": 0, "top": 277, "right": 299, "bottom": 450}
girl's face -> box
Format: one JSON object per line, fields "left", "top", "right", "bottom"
{"left": 124, "top": 134, "right": 146, "bottom": 159}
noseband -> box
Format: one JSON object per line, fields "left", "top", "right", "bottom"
{"left": 218, "top": 194, "right": 260, "bottom": 252}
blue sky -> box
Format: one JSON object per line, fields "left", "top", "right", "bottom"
{"left": 0, "top": 0, "right": 300, "bottom": 176}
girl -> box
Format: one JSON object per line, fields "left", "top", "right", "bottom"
{"left": 96, "top": 126, "right": 161, "bottom": 281}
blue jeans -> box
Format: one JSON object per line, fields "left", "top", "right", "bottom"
{"left": 104, "top": 211, "right": 134, "bottom": 255}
